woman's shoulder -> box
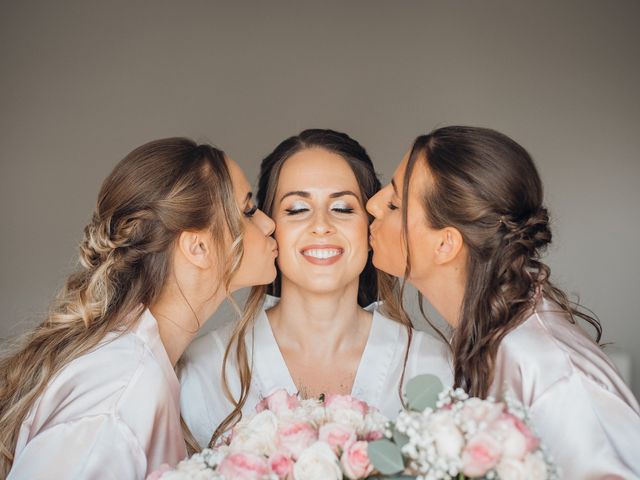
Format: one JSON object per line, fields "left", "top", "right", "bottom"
{"left": 499, "top": 299, "right": 594, "bottom": 368}
{"left": 23, "top": 327, "right": 169, "bottom": 436}
{"left": 495, "top": 298, "right": 632, "bottom": 403}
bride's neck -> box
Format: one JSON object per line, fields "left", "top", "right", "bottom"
{"left": 268, "top": 280, "right": 371, "bottom": 353}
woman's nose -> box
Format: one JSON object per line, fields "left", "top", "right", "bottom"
{"left": 311, "top": 210, "right": 335, "bottom": 235}
{"left": 366, "top": 190, "right": 383, "bottom": 218}
{"left": 256, "top": 209, "right": 275, "bottom": 236}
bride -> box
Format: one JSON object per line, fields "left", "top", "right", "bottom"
{"left": 180, "top": 129, "right": 453, "bottom": 449}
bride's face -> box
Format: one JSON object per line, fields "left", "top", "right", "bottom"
{"left": 272, "top": 147, "right": 369, "bottom": 295}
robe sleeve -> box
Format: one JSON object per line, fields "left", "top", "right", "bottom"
{"left": 8, "top": 414, "right": 146, "bottom": 480}
{"left": 529, "top": 373, "right": 640, "bottom": 479}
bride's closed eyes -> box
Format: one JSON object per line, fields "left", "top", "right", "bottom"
{"left": 282, "top": 199, "right": 359, "bottom": 216}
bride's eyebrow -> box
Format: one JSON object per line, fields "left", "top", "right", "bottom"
{"left": 279, "top": 190, "right": 359, "bottom": 202}
{"left": 329, "top": 191, "right": 358, "bottom": 199}
{"left": 279, "top": 191, "right": 311, "bottom": 202}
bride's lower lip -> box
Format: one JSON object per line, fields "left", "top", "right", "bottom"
{"left": 302, "top": 252, "right": 343, "bottom": 265}
{"left": 300, "top": 247, "right": 344, "bottom": 266}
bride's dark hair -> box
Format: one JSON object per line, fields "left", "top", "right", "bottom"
{"left": 401, "top": 126, "right": 602, "bottom": 398}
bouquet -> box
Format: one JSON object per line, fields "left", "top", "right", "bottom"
{"left": 367, "top": 375, "right": 557, "bottom": 480}
{"left": 149, "top": 389, "right": 388, "bottom": 479}
{"left": 150, "top": 376, "right": 557, "bottom": 479}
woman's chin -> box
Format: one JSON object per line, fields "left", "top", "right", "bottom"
{"left": 371, "top": 254, "right": 402, "bottom": 278}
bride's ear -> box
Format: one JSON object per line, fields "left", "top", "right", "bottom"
{"left": 176, "top": 230, "right": 215, "bottom": 269}
{"left": 434, "top": 227, "right": 464, "bottom": 265}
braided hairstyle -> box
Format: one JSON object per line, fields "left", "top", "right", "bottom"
{"left": 402, "top": 126, "right": 602, "bottom": 398}
{"left": 0, "top": 138, "right": 244, "bottom": 475}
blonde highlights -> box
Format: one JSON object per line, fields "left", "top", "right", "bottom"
{"left": 0, "top": 138, "right": 244, "bottom": 476}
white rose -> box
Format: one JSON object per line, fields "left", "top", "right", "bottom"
{"left": 359, "top": 408, "right": 388, "bottom": 436}
{"left": 492, "top": 418, "right": 527, "bottom": 460}
{"left": 293, "top": 441, "right": 342, "bottom": 480}
{"left": 429, "top": 412, "right": 464, "bottom": 459}
{"left": 326, "top": 408, "right": 365, "bottom": 431}
{"left": 496, "top": 458, "right": 527, "bottom": 480}
{"left": 460, "top": 397, "right": 504, "bottom": 425}
{"left": 294, "top": 399, "right": 326, "bottom": 425}
{"left": 524, "top": 452, "right": 548, "bottom": 480}
{"left": 229, "top": 410, "right": 279, "bottom": 456}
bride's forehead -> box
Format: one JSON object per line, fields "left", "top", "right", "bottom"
{"left": 278, "top": 151, "right": 358, "bottom": 188}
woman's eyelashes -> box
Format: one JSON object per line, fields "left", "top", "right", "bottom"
{"left": 283, "top": 199, "right": 356, "bottom": 216}
{"left": 330, "top": 200, "right": 355, "bottom": 214}
{"left": 243, "top": 203, "right": 258, "bottom": 217}
{"left": 284, "top": 200, "right": 310, "bottom": 215}
{"left": 387, "top": 201, "right": 398, "bottom": 211}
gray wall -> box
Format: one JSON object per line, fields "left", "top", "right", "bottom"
{"left": 2, "top": 1, "right": 639, "bottom": 396}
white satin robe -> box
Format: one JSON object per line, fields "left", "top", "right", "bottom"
{"left": 180, "top": 296, "right": 453, "bottom": 448}
{"left": 489, "top": 298, "right": 640, "bottom": 479}
{"left": 8, "top": 309, "right": 187, "bottom": 479}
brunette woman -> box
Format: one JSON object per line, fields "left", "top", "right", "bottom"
{"left": 366, "top": 125, "right": 640, "bottom": 478}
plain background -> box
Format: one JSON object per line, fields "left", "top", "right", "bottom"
{"left": 1, "top": 1, "right": 639, "bottom": 398}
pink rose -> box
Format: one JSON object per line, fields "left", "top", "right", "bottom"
{"left": 257, "top": 389, "right": 300, "bottom": 415}
{"left": 511, "top": 415, "right": 540, "bottom": 452}
{"left": 491, "top": 413, "right": 539, "bottom": 459}
{"left": 269, "top": 452, "right": 294, "bottom": 479}
{"left": 318, "top": 422, "right": 357, "bottom": 454}
{"left": 363, "top": 429, "right": 384, "bottom": 441}
{"left": 490, "top": 417, "right": 527, "bottom": 460}
{"left": 217, "top": 452, "right": 270, "bottom": 480}
{"left": 462, "top": 432, "right": 502, "bottom": 477}
{"left": 340, "top": 441, "right": 374, "bottom": 479}
{"left": 145, "top": 464, "right": 171, "bottom": 480}
{"left": 324, "top": 394, "right": 368, "bottom": 429}
{"left": 277, "top": 421, "right": 318, "bottom": 459}
{"left": 324, "top": 394, "right": 368, "bottom": 415}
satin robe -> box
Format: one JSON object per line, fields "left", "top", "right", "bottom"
{"left": 8, "top": 309, "right": 186, "bottom": 479}
{"left": 180, "top": 296, "right": 453, "bottom": 448}
{"left": 489, "top": 298, "right": 640, "bottom": 479}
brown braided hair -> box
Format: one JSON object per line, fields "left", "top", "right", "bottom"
{"left": 401, "top": 126, "right": 602, "bottom": 398}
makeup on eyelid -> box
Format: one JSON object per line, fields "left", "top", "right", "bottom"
{"left": 283, "top": 199, "right": 356, "bottom": 215}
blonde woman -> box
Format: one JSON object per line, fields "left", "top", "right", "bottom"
{"left": 0, "top": 138, "right": 277, "bottom": 478}
{"left": 180, "top": 129, "right": 452, "bottom": 449}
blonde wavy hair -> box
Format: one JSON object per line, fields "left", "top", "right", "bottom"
{"left": 0, "top": 138, "right": 256, "bottom": 476}
{"left": 209, "top": 129, "right": 412, "bottom": 446}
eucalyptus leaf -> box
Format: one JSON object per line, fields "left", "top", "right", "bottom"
{"left": 367, "top": 439, "right": 405, "bottom": 475}
{"left": 404, "top": 374, "right": 444, "bottom": 412}
{"left": 366, "top": 476, "right": 416, "bottom": 479}
{"left": 392, "top": 427, "right": 410, "bottom": 449}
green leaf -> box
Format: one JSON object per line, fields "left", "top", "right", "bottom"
{"left": 404, "top": 374, "right": 444, "bottom": 412}
{"left": 367, "top": 439, "right": 405, "bottom": 475}
{"left": 366, "top": 476, "right": 416, "bottom": 479}
{"left": 392, "top": 427, "right": 410, "bottom": 449}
